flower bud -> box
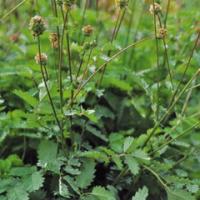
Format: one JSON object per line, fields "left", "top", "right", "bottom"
{"left": 35, "top": 53, "right": 48, "bottom": 65}
{"left": 157, "top": 28, "right": 167, "bottom": 39}
{"left": 29, "top": 15, "right": 46, "bottom": 37}
{"left": 49, "top": 32, "right": 59, "bottom": 49}
{"left": 149, "top": 3, "right": 162, "bottom": 15}
{"left": 82, "top": 25, "right": 94, "bottom": 36}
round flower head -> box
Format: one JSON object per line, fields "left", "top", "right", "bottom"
{"left": 35, "top": 53, "right": 48, "bottom": 65}
{"left": 82, "top": 25, "right": 94, "bottom": 36}
{"left": 149, "top": 3, "right": 162, "bottom": 15}
{"left": 49, "top": 32, "right": 59, "bottom": 49}
{"left": 157, "top": 28, "right": 167, "bottom": 39}
{"left": 115, "top": 0, "right": 128, "bottom": 9}
{"left": 29, "top": 15, "right": 46, "bottom": 37}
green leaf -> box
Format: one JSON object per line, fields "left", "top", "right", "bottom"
{"left": 133, "top": 150, "right": 150, "bottom": 164}
{"left": 109, "top": 133, "right": 124, "bottom": 153}
{"left": 103, "top": 77, "right": 132, "bottom": 92}
{"left": 132, "top": 186, "right": 149, "bottom": 200}
{"left": 91, "top": 186, "right": 115, "bottom": 200}
{"left": 64, "top": 176, "right": 80, "bottom": 195}
{"left": 125, "top": 155, "right": 140, "bottom": 176}
{"left": 86, "top": 125, "right": 108, "bottom": 142}
{"left": 14, "top": 90, "right": 38, "bottom": 107}
{"left": 167, "top": 189, "right": 196, "bottom": 200}
{"left": 22, "top": 171, "right": 44, "bottom": 192}
{"left": 80, "top": 151, "right": 109, "bottom": 163}
{"left": 59, "top": 179, "right": 70, "bottom": 198}
{"left": 123, "top": 136, "right": 135, "bottom": 153}
{"left": 76, "top": 159, "right": 96, "bottom": 189}
{"left": 7, "top": 186, "right": 29, "bottom": 200}
{"left": 9, "top": 167, "right": 36, "bottom": 177}
{"left": 37, "top": 140, "right": 60, "bottom": 173}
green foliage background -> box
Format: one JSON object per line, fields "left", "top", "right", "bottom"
{"left": 0, "top": 0, "right": 200, "bottom": 199}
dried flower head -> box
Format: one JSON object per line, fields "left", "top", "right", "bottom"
{"left": 49, "top": 32, "right": 59, "bottom": 49}
{"left": 82, "top": 25, "right": 94, "bottom": 36}
{"left": 149, "top": 3, "right": 162, "bottom": 15}
{"left": 157, "top": 28, "right": 167, "bottom": 39}
{"left": 29, "top": 15, "right": 46, "bottom": 37}
{"left": 35, "top": 53, "right": 48, "bottom": 65}
{"left": 115, "top": 0, "right": 128, "bottom": 9}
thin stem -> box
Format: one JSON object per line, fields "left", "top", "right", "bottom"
{"left": 168, "top": 32, "right": 200, "bottom": 108}
{"left": 181, "top": 78, "right": 196, "bottom": 115}
{"left": 37, "top": 36, "right": 61, "bottom": 131}
{"left": 98, "top": 7, "right": 125, "bottom": 86}
{"left": 164, "top": 0, "right": 171, "bottom": 28}
{"left": 80, "top": 48, "right": 93, "bottom": 81}
{"left": 143, "top": 69, "right": 200, "bottom": 147}
{"left": 79, "top": 0, "right": 88, "bottom": 35}
{"left": 151, "top": 121, "right": 200, "bottom": 155}
{"left": 113, "top": 167, "right": 129, "bottom": 186}
{"left": 157, "top": 14, "right": 174, "bottom": 89}
{"left": 1, "top": 0, "right": 27, "bottom": 21}
{"left": 51, "top": 0, "right": 61, "bottom": 85}
{"left": 152, "top": 0, "right": 160, "bottom": 120}
{"left": 72, "top": 37, "right": 153, "bottom": 102}
{"left": 123, "top": 0, "right": 136, "bottom": 63}
{"left": 58, "top": 12, "right": 68, "bottom": 111}
{"left": 143, "top": 165, "right": 170, "bottom": 191}
{"left": 114, "top": 8, "right": 126, "bottom": 40}
{"left": 76, "top": 50, "right": 86, "bottom": 80}
{"left": 65, "top": 12, "right": 74, "bottom": 110}
{"left": 66, "top": 29, "right": 73, "bottom": 84}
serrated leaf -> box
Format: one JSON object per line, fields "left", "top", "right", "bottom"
{"left": 91, "top": 186, "right": 115, "bottom": 200}
{"left": 64, "top": 176, "right": 80, "bottom": 195}
{"left": 125, "top": 155, "right": 140, "bottom": 175}
{"left": 123, "top": 136, "right": 135, "bottom": 153}
{"left": 9, "top": 167, "right": 36, "bottom": 177}
{"left": 7, "top": 186, "right": 29, "bottom": 200}
{"left": 59, "top": 178, "right": 69, "bottom": 198}
{"left": 109, "top": 133, "right": 124, "bottom": 153}
{"left": 167, "top": 189, "right": 196, "bottom": 200}
{"left": 22, "top": 171, "right": 44, "bottom": 192}
{"left": 76, "top": 159, "right": 95, "bottom": 189}
{"left": 132, "top": 186, "right": 148, "bottom": 200}
{"left": 133, "top": 149, "right": 150, "bottom": 164}
{"left": 37, "top": 140, "right": 61, "bottom": 173}
{"left": 100, "top": 147, "right": 123, "bottom": 169}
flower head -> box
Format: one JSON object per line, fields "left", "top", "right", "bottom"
{"left": 149, "top": 3, "right": 162, "bottom": 15}
{"left": 49, "top": 32, "right": 59, "bottom": 49}
{"left": 82, "top": 25, "right": 94, "bottom": 36}
{"left": 157, "top": 28, "right": 167, "bottom": 39}
{"left": 35, "top": 53, "right": 48, "bottom": 65}
{"left": 29, "top": 15, "right": 46, "bottom": 37}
